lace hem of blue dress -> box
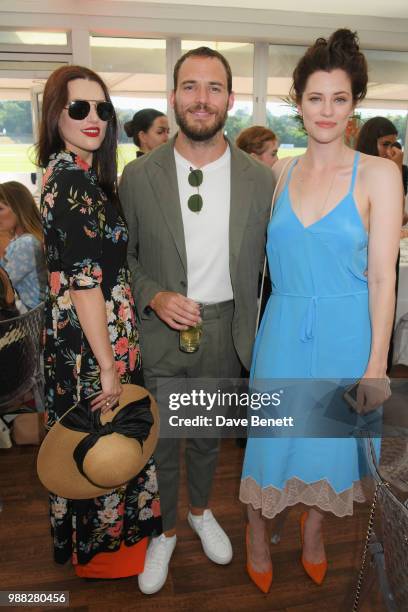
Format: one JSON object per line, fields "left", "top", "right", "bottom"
{"left": 239, "top": 474, "right": 368, "bottom": 519}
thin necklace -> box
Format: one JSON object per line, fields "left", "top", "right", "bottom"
{"left": 296, "top": 149, "right": 345, "bottom": 227}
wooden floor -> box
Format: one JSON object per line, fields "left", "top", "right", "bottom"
{"left": 0, "top": 439, "right": 387, "bottom": 612}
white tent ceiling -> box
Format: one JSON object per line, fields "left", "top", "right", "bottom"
{"left": 110, "top": 0, "right": 408, "bottom": 19}
{"left": 1, "top": 1, "right": 408, "bottom": 103}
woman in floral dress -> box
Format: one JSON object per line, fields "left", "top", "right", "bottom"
{"left": 37, "top": 65, "right": 161, "bottom": 579}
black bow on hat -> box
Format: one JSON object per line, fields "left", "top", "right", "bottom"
{"left": 59, "top": 395, "right": 154, "bottom": 479}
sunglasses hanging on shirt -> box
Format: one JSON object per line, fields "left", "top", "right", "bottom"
{"left": 188, "top": 167, "right": 203, "bottom": 213}
{"left": 65, "top": 99, "right": 115, "bottom": 122}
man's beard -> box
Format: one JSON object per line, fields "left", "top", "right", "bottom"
{"left": 174, "top": 101, "right": 228, "bottom": 142}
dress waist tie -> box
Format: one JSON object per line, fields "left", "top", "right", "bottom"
{"left": 272, "top": 290, "right": 368, "bottom": 376}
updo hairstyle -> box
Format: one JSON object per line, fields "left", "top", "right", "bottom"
{"left": 291, "top": 29, "right": 368, "bottom": 104}
{"left": 124, "top": 108, "right": 165, "bottom": 147}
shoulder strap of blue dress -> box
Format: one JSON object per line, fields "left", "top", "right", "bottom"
{"left": 282, "top": 158, "right": 298, "bottom": 191}
{"left": 349, "top": 151, "right": 360, "bottom": 194}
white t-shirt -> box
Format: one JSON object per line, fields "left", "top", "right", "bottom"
{"left": 174, "top": 146, "right": 233, "bottom": 303}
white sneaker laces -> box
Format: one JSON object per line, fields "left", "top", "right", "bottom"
{"left": 202, "top": 516, "right": 225, "bottom": 547}
{"left": 145, "top": 537, "right": 171, "bottom": 571}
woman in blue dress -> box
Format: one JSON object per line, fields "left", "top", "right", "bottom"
{"left": 240, "top": 29, "right": 402, "bottom": 593}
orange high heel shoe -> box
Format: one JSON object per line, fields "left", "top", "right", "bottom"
{"left": 245, "top": 524, "right": 273, "bottom": 593}
{"left": 300, "top": 511, "right": 327, "bottom": 585}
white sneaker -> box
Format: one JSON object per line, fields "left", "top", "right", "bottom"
{"left": 188, "top": 509, "right": 233, "bottom": 565}
{"left": 138, "top": 534, "right": 177, "bottom": 595}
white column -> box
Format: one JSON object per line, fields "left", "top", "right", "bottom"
{"left": 252, "top": 41, "right": 268, "bottom": 126}
{"left": 166, "top": 38, "right": 182, "bottom": 136}
{"left": 30, "top": 85, "right": 44, "bottom": 194}
{"left": 403, "top": 117, "right": 408, "bottom": 165}
{"left": 70, "top": 29, "right": 91, "bottom": 67}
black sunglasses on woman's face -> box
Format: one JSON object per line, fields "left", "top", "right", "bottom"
{"left": 64, "top": 99, "right": 115, "bottom": 122}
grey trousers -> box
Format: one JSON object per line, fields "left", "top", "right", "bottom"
{"left": 143, "top": 300, "right": 241, "bottom": 531}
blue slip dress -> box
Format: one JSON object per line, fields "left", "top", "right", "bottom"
{"left": 240, "top": 152, "right": 379, "bottom": 518}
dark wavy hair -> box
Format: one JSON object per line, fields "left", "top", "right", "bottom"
{"left": 291, "top": 29, "right": 368, "bottom": 104}
{"left": 355, "top": 116, "right": 398, "bottom": 157}
{"left": 124, "top": 108, "right": 165, "bottom": 147}
{"left": 173, "top": 46, "right": 233, "bottom": 94}
{"left": 36, "top": 65, "right": 119, "bottom": 205}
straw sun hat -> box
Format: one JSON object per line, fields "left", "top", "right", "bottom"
{"left": 37, "top": 384, "right": 159, "bottom": 499}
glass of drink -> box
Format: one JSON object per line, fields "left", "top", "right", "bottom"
{"left": 179, "top": 304, "right": 203, "bottom": 353}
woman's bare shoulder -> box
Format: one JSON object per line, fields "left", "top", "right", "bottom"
{"left": 358, "top": 153, "right": 403, "bottom": 220}
{"left": 272, "top": 155, "right": 302, "bottom": 181}
{"left": 358, "top": 151, "right": 400, "bottom": 183}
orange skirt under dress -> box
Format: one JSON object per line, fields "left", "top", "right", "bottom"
{"left": 74, "top": 537, "right": 148, "bottom": 579}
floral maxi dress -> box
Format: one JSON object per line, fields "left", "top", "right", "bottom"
{"left": 41, "top": 150, "right": 161, "bottom": 572}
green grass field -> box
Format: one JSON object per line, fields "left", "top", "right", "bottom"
{"left": 0, "top": 143, "right": 306, "bottom": 176}
{"left": 278, "top": 147, "right": 306, "bottom": 158}
{"left": 0, "top": 143, "right": 37, "bottom": 173}
{"left": 0, "top": 143, "right": 138, "bottom": 174}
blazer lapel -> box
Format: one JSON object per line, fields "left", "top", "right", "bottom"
{"left": 229, "top": 142, "right": 254, "bottom": 285}
{"left": 145, "top": 137, "right": 187, "bottom": 274}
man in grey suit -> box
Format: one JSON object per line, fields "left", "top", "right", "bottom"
{"left": 120, "top": 46, "right": 275, "bottom": 594}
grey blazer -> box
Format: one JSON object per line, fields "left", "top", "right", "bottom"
{"left": 119, "top": 136, "right": 275, "bottom": 371}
